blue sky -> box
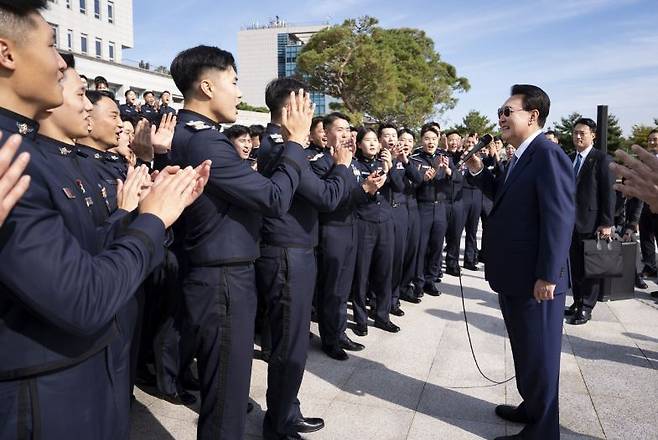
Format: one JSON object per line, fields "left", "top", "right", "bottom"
{"left": 128, "top": 0, "right": 658, "bottom": 135}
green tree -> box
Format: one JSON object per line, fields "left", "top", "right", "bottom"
{"left": 451, "top": 110, "right": 497, "bottom": 138}
{"left": 237, "top": 102, "right": 269, "bottom": 113}
{"left": 296, "top": 16, "right": 469, "bottom": 127}
{"left": 626, "top": 124, "right": 655, "bottom": 149}
{"left": 552, "top": 112, "right": 625, "bottom": 154}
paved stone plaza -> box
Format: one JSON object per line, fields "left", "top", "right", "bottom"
{"left": 130, "top": 260, "right": 658, "bottom": 440}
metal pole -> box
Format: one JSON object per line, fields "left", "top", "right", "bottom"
{"left": 596, "top": 105, "right": 608, "bottom": 153}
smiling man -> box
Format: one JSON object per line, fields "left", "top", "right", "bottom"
{"left": 465, "top": 84, "right": 575, "bottom": 440}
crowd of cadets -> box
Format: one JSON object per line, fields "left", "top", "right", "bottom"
{"left": 1, "top": 2, "right": 657, "bottom": 440}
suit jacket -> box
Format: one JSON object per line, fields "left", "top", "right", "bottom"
{"left": 571, "top": 148, "right": 615, "bottom": 235}
{"left": 468, "top": 133, "right": 576, "bottom": 297}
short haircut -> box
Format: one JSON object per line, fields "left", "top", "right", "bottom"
{"left": 160, "top": 90, "right": 171, "bottom": 97}
{"left": 224, "top": 124, "right": 250, "bottom": 141}
{"left": 649, "top": 128, "right": 658, "bottom": 137}
{"left": 398, "top": 128, "right": 415, "bottom": 139}
{"left": 510, "top": 84, "right": 550, "bottom": 128}
{"left": 94, "top": 75, "right": 108, "bottom": 86}
{"left": 493, "top": 135, "right": 503, "bottom": 143}
{"left": 467, "top": 132, "right": 478, "bottom": 139}
{"left": 420, "top": 123, "right": 440, "bottom": 138}
{"left": 142, "top": 90, "right": 154, "bottom": 97}
{"left": 80, "top": 74, "right": 88, "bottom": 82}
{"left": 356, "top": 127, "right": 377, "bottom": 145}
{"left": 377, "top": 122, "right": 398, "bottom": 138}
{"left": 86, "top": 90, "right": 116, "bottom": 106}
{"left": 124, "top": 89, "right": 136, "bottom": 98}
{"left": 59, "top": 52, "right": 75, "bottom": 69}
{"left": 249, "top": 124, "right": 265, "bottom": 139}
{"left": 350, "top": 126, "right": 358, "bottom": 133}
{"left": 0, "top": 0, "right": 47, "bottom": 44}
{"left": 430, "top": 121, "right": 441, "bottom": 130}
{"left": 265, "top": 77, "right": 308, "bottom": 116}
{"left": 311, "top": 116, "right": 324, "bottom": 131}
{"left": 573, "top": 118, "right": 597, "bottom": 133}
{"left": 445, "top": 130, "right": 461, "bottom": 138}
{"left": 544, "top": 129, "right": 557, "bottom": 137}
{"left": 170, "top": 45, "right": 237, "bottom": 98}
{"left": 323, "top": 112, "right": 350, "bottom": 129}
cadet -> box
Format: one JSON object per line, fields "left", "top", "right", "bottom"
{"left": 256, "top": 78, "right": 353, "bottom": 439}
{"left": 314, "top": 113, "right": 384, "bottom": 361}
{"left": 351, "top": 127, "right": 402, "bottom": 336}
{"left": 398, "top": 128, "right": 424, "bottom": 303}
{"left": 458, "top": 133, "right": 483, "bottom": 270}
{"left": 413, "top": 124, "right": 461, "bottom": 296}
{"left": 119, "top": 89, "right": 141, "bottom": 121}
{"left": 0, "top": 4, "right": 207, "bottom": 436}
{"left": 168, "top": 45, "right": 312, "bottom": 440}
{"left": 380, "top": 124, "right": 423, "bottom": 314}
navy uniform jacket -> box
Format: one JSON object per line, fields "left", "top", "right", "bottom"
{"left": 140, "top": 103, "right": 160, "bottom": 126}
{"left": 352, "top": 151, "right": 404, "bottom": 223}
{"left": 391, "top": 157, "right": 423, "bottom": 206}
{"left": 170, "top": 110, "right": 307, "bottom": 265}
{"left": 413, "top": 150, "right": 462, "bottom": 203}
{"left": 0, "top": 107, "right": 165, "bottom": 380}
{"left": 468, "top": 133, "right": 575, "bottom": 297}
{"left": 119, "top": 103, "right": 140, "bottom": 122}
{"left": 258, "top": 130, "right": 351, "bottom": 248}
{"left": 76, "top": 144, "right": 127, "bottom": 213}
{"left": 159, "top": 104, "right": 177, "bottom": 117}
{"left": 312, "top": 152, "right": 370, "bottom": 226}
{"left": 405, "top": 155, "right": 425, "bottom": 206}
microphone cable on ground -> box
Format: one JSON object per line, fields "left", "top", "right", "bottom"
{"left": 445, "top": 152, "right": 515, "bottom": 386}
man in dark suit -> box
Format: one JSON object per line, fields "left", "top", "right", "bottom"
{"left": 565, "top": 118, "right": 616, "bottom": 325}
{"left": 465, "top": 84, "right": 575, "bottom": 440}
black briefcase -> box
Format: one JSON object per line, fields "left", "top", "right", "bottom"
{"left": 583, "top": 237, "right": 623, "bottom": 278}
{"left": 599, "top": 241, "right": 637, "bottom": 302}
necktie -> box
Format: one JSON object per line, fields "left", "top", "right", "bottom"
{"left": 504, "top": 155, "right": 517, "bottom": 183}
{"left": 573, "top": 153, "right": 583, "bottom": 176}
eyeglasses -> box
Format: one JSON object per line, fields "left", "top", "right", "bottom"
{"left": 497, "top": 106, "right": 525, "bottom": 118}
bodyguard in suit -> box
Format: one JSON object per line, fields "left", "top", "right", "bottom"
{"left": 465, "top": 84, "right": 575, "bottom": 440}
{"left": 564, "top": 118, "right": 615, "bottom": 325}
{"left": 256, "top": 78, "right": 353, "bottom": 439}
{"left": 169, "top": 46, "right": 312, "bottom": 440}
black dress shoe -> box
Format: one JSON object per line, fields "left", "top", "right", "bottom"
{"left": 423, "top": 283, "right": 442, "bottom": 296}
{"left": 161, "top": 390, "right": 197, "bottom": 406}
{"left": 446, "top": 266, "right": 461, "bottom": 276}
{"left": 322, "top": 344, "right": 348, "bottom": 361}
{"left": 413, "top": 284, "right": 424, "bottom": 299}
{"left": 339, "top": 337, "right": 365, "bottom": 351}
{"left": 494, "top": 404, "right": 530, "bottom": 424}
{"left": 353, "top": 324, "right": 368, "bottom": 337}
{"left": 390, "top": 307, "right": 405, "bottom": 317}
{"left": 463, "top": 262, "right": 479, "bottom": 271}
{"left": 642, "top": 266, "right": 657, "bottom": 277}
{"left": 292, "top": 417, "right": 325, "bottom": 433}
{"left": 134, "top": 368, "right": 157, "bottom": 387}
{"left": 635, "top": 274, "right": 648, "bottom": 289}
{"left": 564, "top": 302, "right": 578, "bottom": 317}
{"left": 651, "top": 291, "right": 658, "bottom": 298}
{"left": 374, "top": 320, "right": 400, "bottom": 333}
{"left": 400, "top": 293, "right": 421, "bottom": 304}
{"left": 567, "top": 307, "right": 592, "bottom": 325}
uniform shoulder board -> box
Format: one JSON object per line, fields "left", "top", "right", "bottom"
{"left": 308, "top": 153, "right": 324, "bottom": 162}
{"left": 186, "top": 120, "right": 213, "bottom": 131}
{"left": 410, "top": 155, "right": 423, "bottom": 162}
{"left": 269, "top": 133, "right": 284, "bottom": 144}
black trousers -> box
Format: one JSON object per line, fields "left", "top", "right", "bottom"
{"left": 442, "top": 200, "right": 465, "bottom": 270}
{"left": 569, "top": 232, "right": 603, "bottom": 309}
{"left": 418, "top": 202, "right": 447, "bottom": 286}
{"left": 639, "top": 207, "right": 658, "bottom": 271}
{"left": 390, "top": 204, "right": 409, "bottom": 307}
{"left": 401, "top": 202, "right": 421, "bottom": 291}
{"left": 182, "top": 264, "right": 257, "bottom": 440}
{"left": 352, "top": 219, "right": 394, "bottom": 327}
{"left": 256, "top": 246, "right": 317, "bottom": 439}
{"left": 318, "top": 222, "right": 358, "bottom": 348}
{"left": 461, "top": 188, "right": 482, "bottom": 266}
{"left": 499, "top": 292, "right": 565, "bottom": 440}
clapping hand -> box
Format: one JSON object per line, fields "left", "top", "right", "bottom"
{"left": 610, "top": 145, "right": 658, "bottom": 213}
{"left": 0, "top": 133, "right": 30, "bottom": 227}
{"left": 281, "top": 90, "right": 315, "bottom": 147}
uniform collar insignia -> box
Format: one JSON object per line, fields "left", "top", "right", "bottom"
{"left": 309, "top": 153, "right": 324, "bottom": 162}
{"left": 59, "top": 146, "right": 72, "bottom": 156}
{"left": 270, "top": 133, "right": 284, "bottom": 143}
